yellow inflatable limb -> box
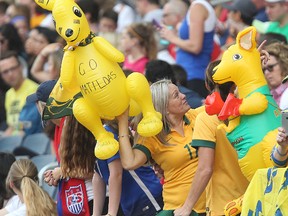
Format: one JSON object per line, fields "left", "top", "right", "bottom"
{"left": 73, "top": 97, "right": 119, "bottom": 159}
{"left": 126, "top": 73, "right": 163, "bottom": 137}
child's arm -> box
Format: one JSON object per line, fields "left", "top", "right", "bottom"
{"left": 106, "top": 159, "right": 123, "bottom": 216}
{"left": 92, "top": 172, "right": 107, "bottom": 216}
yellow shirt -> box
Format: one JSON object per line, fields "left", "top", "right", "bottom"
{"left": 134, "top": 109, "right": 206, "bottom": 213}
{"left": 5, "top": 79, "right": 38, "bottom": 134}
{"left": 192, "top": 111, "right": 249, "bottom": 215}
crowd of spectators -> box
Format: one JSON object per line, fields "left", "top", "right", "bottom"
{"left": 0, "top": 0, "right": 288, "bottom": 215}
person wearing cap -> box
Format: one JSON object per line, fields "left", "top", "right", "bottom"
{"left": 0, "top": 51, "right": 38, "bottom": 137}
{"left": 13, "top": 79, "right": 60, "bottom": 159}
{"left": 26, "top": 79, "right": 57, "bottom": 115}
{"left": 223, "top": 0, "right": 257, "bottom": 45}
{"left": 253, "top": 0, "right": 288, "bottom": 41}
{"left": 250, "top": 0, "right": 269, "bottom": 22}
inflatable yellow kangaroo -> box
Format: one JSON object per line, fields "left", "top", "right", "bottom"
{"left": 35, "top": 0, "right": 163, "bottom": 160}
{"left": 206, "top": 27, "right": 281, "bottom": 181}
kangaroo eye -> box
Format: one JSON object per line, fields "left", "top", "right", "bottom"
{"left": 73, "top": 6, "right": 82, "bottom": 17}
{"left": 233, "top": 54, "right": 242, "bottom": 61}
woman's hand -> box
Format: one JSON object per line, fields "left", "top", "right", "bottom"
{"left": 257, "top": 40, "right": 270, "bottom": 65}
{"left": 173, "top": 205, "right": 192, "bottom": 216}
{"left": 43, "top": 169, "right": 58, "bottom": 186}
{"left": 40, "top": 43, "right": 62, "bottom": 58}
{"left": 277, "top": 127, "right": 288, "bottom": 149}
{"left": 159, "top": 26, "right": 178, "bottom": 44}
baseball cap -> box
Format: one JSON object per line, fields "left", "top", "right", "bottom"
{"left": 283, "top": 75, "right": 288, "bottom": 84}
{"left": 26, "top": 80, "right": 57, "bottom": 103}
{"left": 223, "top": 0, "right": 257, "bottom": 18}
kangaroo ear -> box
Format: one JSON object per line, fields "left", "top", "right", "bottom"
{"left": 34, "top": 0, "right": 55, "bottom": 11}
{"left": 236, "top": 26, "right": 257, "bottom": 51}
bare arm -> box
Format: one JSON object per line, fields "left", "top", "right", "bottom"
{"left": 3, "top": 126, "right": 14, "bottom": 137}
{"left": 174, "top": 147, "right": 215, "bottom": 216}
{"left": 31, "top": 43, "right": 62, "bottom": 82}
{"left": 92, "top": 172, "right": 106, "bottom": 216}
{"left": 106, "top": 159, "right": 123, "bottom": 216}
{"left": 117, "top": 110, "right": 148, "bottom": 170}
{"left": 160, "top": 3, "right": 207, "bottom": 54}
{"left": 0, "top": 208, "right": 9, "bottom": 215}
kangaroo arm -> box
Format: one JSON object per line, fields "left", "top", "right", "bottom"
{"left": 93, "top": 37, "right": 125, "bottom": 63}
{"left": 239, "top": 92, "right": 268, "bottom": 115}
{"left": 60, "top": 52, "right": 76, "bottom": 89}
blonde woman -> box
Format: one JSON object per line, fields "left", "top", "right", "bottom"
{"left": 117, "top": 79, "right": 206, "bottom": 215}
{"left": 1, "top": 159, "right": 57, "bottom": 216}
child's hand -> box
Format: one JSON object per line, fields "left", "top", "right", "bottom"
{"left": 44, "top": 167, "right": 61, "bottom": 186}
{"left": 44, "top": 169, "right": 58, "bottom": 186}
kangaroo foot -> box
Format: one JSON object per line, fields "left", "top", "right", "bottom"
{"left": 137, "top": 112, "right": 163, "bottom": 137}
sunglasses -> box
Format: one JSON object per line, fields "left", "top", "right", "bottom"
{"left": 262, "top": 63, "right": 278, "bottom": 73}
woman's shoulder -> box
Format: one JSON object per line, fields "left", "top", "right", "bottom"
{"left": 4, "top": 196, "right": 25, "bottom": 215}
{"left": 5, "top": 205, "right": 26, "bottom": 216}
{"left": 280, "top": 87, "right": 288, "bottom": 110}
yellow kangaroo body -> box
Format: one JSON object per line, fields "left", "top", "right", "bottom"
{"left": 36, "top": 0, "right": 163, "bottom": 159}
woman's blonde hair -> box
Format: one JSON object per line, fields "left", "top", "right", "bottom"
{"left": 133, "top": 79, "right": 172, "bottom": 145}
{"left": 6, "top": 159, "right": 57, "bottom": 216}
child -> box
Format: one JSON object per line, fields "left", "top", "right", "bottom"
{"left": 4, "top": 159, "right": 57, "bottom": 215}
{"left": 120, "top": 22, "right": 157, "bottom": 74}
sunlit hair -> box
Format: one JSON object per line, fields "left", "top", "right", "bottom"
{"left": 127, "top": 23, "right": 157, "bottom": 60}
{"left": 6, "top": 159, "right": 57, "bottom": 216}
{"left": 133, "top": 79, "right": 171, "bottom": 145}
{"left": 265, "top": 42, "right": 288, "bottom": 78}
{"left": 60, "top": 115, "right": 96, "bottom": 178}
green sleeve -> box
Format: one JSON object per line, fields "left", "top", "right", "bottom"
{"left": 133, "top": 144, "right": 152, "bottom": 161}
{"left": 192, "top": 140, "right": 215, "bottom": 149}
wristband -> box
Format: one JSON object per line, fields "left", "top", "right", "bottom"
{"left": 276, "top": 145, "right": 288, "bottom": 157}
{"left": 271, "top": 147, "right": 288, "bottom": 167}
